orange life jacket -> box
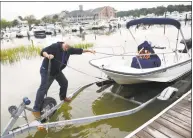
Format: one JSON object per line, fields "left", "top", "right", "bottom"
{"left": 144, "top": 50, "right": 150, "bottom": 59}
{"left": 138, "top": 50, "right": 150, "bottom": 59}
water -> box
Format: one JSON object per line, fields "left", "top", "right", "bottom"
{"left": 1, "top": 23, "right": 191, "bottom": 138}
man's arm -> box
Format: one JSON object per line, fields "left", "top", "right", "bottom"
{"left": 68, "top": 47, "right": 95, "bottom": 55}
{"left": 40, "top": 43, "right": 56, "bottom": 59}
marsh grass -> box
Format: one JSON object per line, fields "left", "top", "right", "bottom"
{"left": 1, "top": 43, "right": 94, "bottom": 64}
{"left": 1, "top": 45, "right": 42, "bottom": 64}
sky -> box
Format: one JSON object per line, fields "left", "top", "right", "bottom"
{"left": 1, "top": 1, "right": 191, "bottom": 21}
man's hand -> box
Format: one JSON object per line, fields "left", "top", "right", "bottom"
{"left": 90, "top": 50, "right": 96, "bottom": 54}
{"left": 46, "top": 54, "right": 54, "bottom": 59}
{"left": 83, "top": 49, "right": 96, "bottom": 54}
{"left": 43, "top": 52, "right": 54, "bottom": 59}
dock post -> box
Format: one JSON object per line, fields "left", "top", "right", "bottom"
{"left": 185, "top": 14, "right": 187, "bottom": 25}
{"left": 164, "top": 12, "right": 166, "bottom": 35}
{"left": 31, "top": 40, "right": 34, "bottom": 47}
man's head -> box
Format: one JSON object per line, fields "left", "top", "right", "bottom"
{"left": 62, "top": 39, "right": 75, "bottom": 51}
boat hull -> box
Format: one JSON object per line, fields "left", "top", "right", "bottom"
{"left": 101, "top": 60, "right": 191, "bottom": 84}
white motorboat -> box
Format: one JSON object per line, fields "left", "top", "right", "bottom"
{"left": 71, "top": 23, "right": 81, "bottom": 32}
{"left": 98, "top": 20, "right": 110, "bottom": 28}
{"left": 31, "top": 25, "right": 46, "bottom": 38}
{"left": 1, "top": 27, "right": 19, "bottom": 39}
{"left": 16, "top": 24, "right": 30, "bottom": 38}
{"left": 108, "top": 18, "right": 121, "bottom": 28}
{"left": 80, "top": 21, "right": 90, "bottom": 30}
{"left": 45, "top": 24, "right": 55, "bottom": 35}
{"left": 91, "top": 21, "right": 102, "bottom": 30}
{"left": 2, "top": 31, "right": 16, "bottom": 39}
{"left": 63, "top": 26, "right": 71, "bottom": 32}
{"left": 89, "top": 18, "right": 192, "bottom": 84}
{"left": 81, "top": 21, "right": 107, "bottom": 30}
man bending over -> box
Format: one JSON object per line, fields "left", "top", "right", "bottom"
{"left": 32, "top": 40, "right": 95, "bottom": 118}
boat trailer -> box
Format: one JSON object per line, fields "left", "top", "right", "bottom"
{"left": 1, "top": 82, "right": 179, "bottom": 138}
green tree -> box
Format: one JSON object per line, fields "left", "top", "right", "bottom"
{"left": 53, "top": 14, "right": 58, "bottom": 20}
{"left": 24, "top": 15, "right": 36, "bottom": 25}
{"left": 52, "top": 14, "right": 59, "bottom": 23}
{"left": 41, "top": 16, "right": 52, "bottom": 23}
{"left": 12, "top": 19, "right": 19, "bottom": 27}
{"left": 117, "top": 4, "right": 191, "bottom": 17}
{"left": 0, "top": 19, "right": 11, "bottom": 29}
{"left": 18, "top": 16, "right": 23, "bottom": 21}
{"left": 34, "top": 20, "right": 41, "bottom": 25}
{"left": 154, "top": 6, "right": 166, "bottom": 15}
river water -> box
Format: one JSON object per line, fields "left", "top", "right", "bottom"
{"left": 1, "top": 22, "right": 191, "bottom": 138}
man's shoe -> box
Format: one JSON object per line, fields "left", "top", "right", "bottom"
{"left": 32, "top": 111, "right": 41, "bottom": 119}
{"left": 64, "top": 97, "right": 72, "bottom": 102}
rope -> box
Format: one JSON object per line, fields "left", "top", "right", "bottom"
{"left": 95, "top": 52, "right": 124, "bottom": 56}
{"left": 53, "top": 58, "right": 106, "bottom": 80}
{"left": 95, "top": 51, "right": 175, "bottom": 56}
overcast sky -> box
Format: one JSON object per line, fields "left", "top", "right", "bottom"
{"left": 1, "top": 1, "right": 191, "bottom": 21}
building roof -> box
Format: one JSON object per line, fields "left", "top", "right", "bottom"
{"left": 90, "top": 7, "right": 105, "bottom": 14}
{"left": 66, "top": 9, "right": 94, "bottom": 17}
{"left": 66, "top": 6, "right": 115, "bottom": 17}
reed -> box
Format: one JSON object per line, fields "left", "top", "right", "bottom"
{"left": 1, "top": 43, "right": 94, "bottom": 64}
{"left": 1, "top": 45, "right": 41, "bottom": 64}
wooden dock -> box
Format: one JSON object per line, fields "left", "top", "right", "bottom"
{"left": 126, "top": 90, "right": 192, "bottom": 138}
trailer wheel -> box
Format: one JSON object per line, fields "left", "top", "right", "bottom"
{"left": 40, "top": 97, "right": 57, "bottom": 122}
{"left": 8, "top": 106, "right": 18, "bottom": 116}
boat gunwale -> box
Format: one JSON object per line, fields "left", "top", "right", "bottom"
{"left": 89, "top": 57, "right": 191, "bottom": 77}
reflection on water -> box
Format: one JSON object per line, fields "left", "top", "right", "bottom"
{"left": 1, "top": 24, "right": 191, "bottom": 138}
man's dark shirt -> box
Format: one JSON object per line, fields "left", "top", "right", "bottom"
{"left": 40, "top": 42, "right": 83, "bottom": 76}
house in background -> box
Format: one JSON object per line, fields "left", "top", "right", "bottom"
{"left": 64, "top": 5, "right": 116, "bottom": 22}
{"left": 91, "top": 6, "right": 116, "bottom": 20}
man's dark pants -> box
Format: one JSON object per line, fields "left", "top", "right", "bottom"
{"left": 33, "top": 68, "right": 68, "bottom": 112}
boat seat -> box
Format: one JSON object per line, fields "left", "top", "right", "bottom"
{"left": 131, "top": 55, "right": 161, "bottom": 69}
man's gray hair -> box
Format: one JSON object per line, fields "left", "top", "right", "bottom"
{"left": 65, "top": 39, "right": 75, "bottom": 47}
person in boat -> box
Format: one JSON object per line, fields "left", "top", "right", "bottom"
{"left": 32, "top": 40, "right": 95, "bottom": 118}
{"left": 131, "top": 41, "right": 161, "bottom": 69}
